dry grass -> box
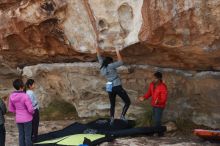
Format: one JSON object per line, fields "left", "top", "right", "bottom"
{"left": 40, "top": 99, "right": 78, "bottom": 121}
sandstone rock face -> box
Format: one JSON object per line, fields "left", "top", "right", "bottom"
{"left": 137, "top": 0, "right": 220, "bottom": 70}
{"left": 88, "top": 0, "right": 143, "bottom": 49}
{"left": 0, "top": 0, "right": 143, "bottom": 68}
{"left": 0, "top": 0, "right": 219, "bottom": 70}
{"left": 0, "top": 0, "right": 96, "bottom": 68}
{"left": 0, "top": 59, "right": 20, "bottom": 98}
{"left": 22, "top": 63, "right": 143, "bottom": 118}
{"left": 1, "top": 0, "right": 220, "bottom": 130}
{"left": 23, "top": 63, "right": 220, "bottom": 128}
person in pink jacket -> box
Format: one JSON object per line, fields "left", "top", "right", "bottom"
{"left": 9, "top": 79, "right": 34, "bottom": 146}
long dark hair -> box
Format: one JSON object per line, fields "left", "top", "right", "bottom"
{"left": 24, "top": 79, "right": 35, "bottom": 92}
{"left": 100, "top": 57, "right": 113, "bottom": 69}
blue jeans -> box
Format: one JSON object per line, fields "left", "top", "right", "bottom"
{"left": 152, "top": 107, "right": 164, "bottom": 127}
{"left": 0, "top": 124, "right": 5, "bottom": 146}
{"left": 17, "top": 121, "right": 32, "bottom": 146}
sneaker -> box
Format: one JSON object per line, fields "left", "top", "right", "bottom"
{"left": 120, "top": 116, "right": 128, "bottom": 123}
{"left": 110, "top": 117, "right": 114, "bottom": 126}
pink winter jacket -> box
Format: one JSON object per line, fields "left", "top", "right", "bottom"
{"left": 9, "top": 91, "right": 34, "bottom": 123}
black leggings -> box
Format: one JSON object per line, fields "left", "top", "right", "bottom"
{"left": 108, "top": 85, "right": 131, "bottom": 118}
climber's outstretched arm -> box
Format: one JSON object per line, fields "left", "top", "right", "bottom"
{"left": 116, "top": 48, "right": 122, "bottom": 61}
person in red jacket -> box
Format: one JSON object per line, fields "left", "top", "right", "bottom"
{"left": 139, "top": 71, "right": 168, "bottom": 128}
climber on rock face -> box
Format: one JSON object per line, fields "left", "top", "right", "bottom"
{"left": 96, "top": 47, "right": 131, "bottom": 125}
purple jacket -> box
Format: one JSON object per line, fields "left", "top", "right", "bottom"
{"left": 9, "top": 91, "right": 34, "bottom": 123}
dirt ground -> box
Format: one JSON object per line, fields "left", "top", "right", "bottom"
{"left": 4, "top": 116, "right": 219, "bottom": 146}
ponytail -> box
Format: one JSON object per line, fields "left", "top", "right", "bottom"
{"left": 24, "top": 79, "right": 35, "bottom": 92}
{"left": 100, "top": 57, "right": 113, "bottom": 69}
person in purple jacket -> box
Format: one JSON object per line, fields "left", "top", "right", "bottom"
{"left": 9, "top": 79, "right": 34, "bottom": 146}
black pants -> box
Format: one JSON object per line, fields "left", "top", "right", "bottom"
{"left": 108, "top": 85, "right": 131, "bottom": 118}
{"left": 32, "top": 109, "right": 40, "bottom": 142}
{"left": 0, "top": 124, "right": 5, "bottom": 146}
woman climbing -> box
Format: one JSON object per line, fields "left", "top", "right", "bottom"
{"left": 96, "top": 47, "right": 131, "bottom": 125}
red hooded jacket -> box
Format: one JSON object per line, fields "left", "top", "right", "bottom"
{"left": 144, "top": 81, "right": 168, "bottom": 108}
